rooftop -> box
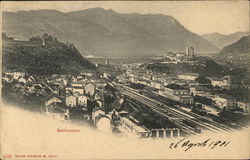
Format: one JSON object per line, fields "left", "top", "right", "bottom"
{"left": 165, "top": 83, "right": 186, "bottom": 90}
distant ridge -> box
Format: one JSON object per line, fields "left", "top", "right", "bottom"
{"left": 202, "top": 31, "right": 249, "bottom": 49}
{"left": 3, "top": 8, "right": 219, "bottom": 58}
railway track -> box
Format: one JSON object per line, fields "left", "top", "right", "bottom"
{"left": 126, "top": 98, "right": 198, "bottom": 135}
{"left": 114, "top": 83, "right": 235, "bottom": 135}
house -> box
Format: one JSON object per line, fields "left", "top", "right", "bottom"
{"left": 103, "top": 73, "right": 111, "bottom": 79}
{"left": 44, "top": 95, "right": 62, "bottom": 107}
{"left": 186, "top": 80, "right": 199, "bottom": 87}
{"left": 13, "top": 72, "right": 25, "bottom": 80}
{"left": 158, "top": 83, "right": 194, "bottom": 104}
{"left": 81, "top": 72, "right": 93, "bottom": 77}
{"left": 142, "top": 75, "right": 153, "bottom": 81}
{"left": 150, "top": 81, "right": 162, "bottom": 89}
{"left": 179, "top": 96, "right": 194, "bottom": 105}
{"left": 178, "top": 73, "right": 198, "bottom": 81}
{"left": 27, "top": 76, "right": 35, "bottom": 82}
{"left": 164, "top": 83, "right": 189, "bottom": 96}
{"left": 159, "top": 83, "right": 193, "bottom": 104}
{"left": 92, "top": 107, "right": 105, "bottom": 124}
{"left": 85, "top": 82, "right": 95, "bottom": 96}
{"left": 190, "top": 86, "right": 210, "bottom": 96}
{"left": 66, "top": 95, "right": 77, "bottom": 107}
{"left": 212, "top": 94, "right": 237, "bottom": 110}
{"left": 209, "top": 77, "right": 224, "bottom": 87}
{"left": 3, "top": 74, "right": 14, "bottom": 83}
{"left": 70, "top": 82, "right": 84, "bottom": 88}
{"left": 137, "top": 79, "right": 151, "bottom": 86}
{"left": 66, "top": 86, "right": 84, "bottom": 95}
{"left": 173, "top": 79, "right": 187, "bottom": 86}
{"left": 45, "top": 102, "right": 69, "bottom": 120}
{"left": 237, "top": 101, "right": 250, "bottom": 113}
{"left": 71, "top": 76, "right": 77, "bottom": 82}
{"left": 77, "top": 95, "right": 88, "bottom": 108}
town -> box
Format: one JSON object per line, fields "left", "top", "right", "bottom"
{"left": 2, "top": 34, "right": 249, "bottom": 139}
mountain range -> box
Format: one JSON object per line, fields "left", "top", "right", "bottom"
{"left": 3, "top": 8, "right": 219, "bottom": 58}
{"left": 202, "top": 32, "right": 249, "bottom": 49}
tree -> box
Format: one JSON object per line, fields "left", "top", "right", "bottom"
{"left": 195, "top": 76, "right": 211, "bottom": 85}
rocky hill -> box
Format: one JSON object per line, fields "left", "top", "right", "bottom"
{"left": 2, "top": 33, "right": 96, "bottom": 75}
{"left": 3, "top": 8, "right": 219, "bottom": 58}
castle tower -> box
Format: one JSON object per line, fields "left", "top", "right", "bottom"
{"left": 42, "top": 37, "right": 45, "bottom": 46}
{"left": 105, "top": 59, "right": 109, "bottom": 65}
{"left": 186, "top": 46, "right": 195, "bottom": 58}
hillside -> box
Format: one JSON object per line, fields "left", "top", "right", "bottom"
{"left": 3, "top": 8, "right": 219, "bottom": 58}
{"left": 214, "top": 35, "right": 250, "bottom": 72}
{"left": 219, "top": 35, "right": 250, "bottom": 54}
{"left": 142, "top": 57, "right": 245, "bottom": 77}
{"left": 202, "top": 32, "right": 249, "bottom": 49}
{"left": 2, "top": 34, "right": 96, "bottom": 75}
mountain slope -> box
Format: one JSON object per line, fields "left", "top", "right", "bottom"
{"left": 202, "top": 32, "right": 249, "bottom": 49}
{"left": 3, "top": 8, "right": 219, "bottom": 58}
{"left": 219, "top": 35, "right": 250, "bottom": 54}
{"left": 213, "top": 35, "right": 250, "bottom": 73}
{"left": 2, "top": 34, "right": 96, "bottom": 75}
{"left": 121, "top": 13, "right": 218, "bottom": 53}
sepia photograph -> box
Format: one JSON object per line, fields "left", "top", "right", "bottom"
{"left": 1, "top": 1, "right": 250, "bottom": 159}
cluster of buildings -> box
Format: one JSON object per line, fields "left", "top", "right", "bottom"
{"left": 208, "top": 75, "right": 242, "bottom": 90}
{"left": 116, "top": 64, "right": 249, "bottom": 113}
{"left": 162, "top": 46, "right": 196, "bottom": 64}
{"left": 2, "top": 71, "right": 116, "bottom": 124}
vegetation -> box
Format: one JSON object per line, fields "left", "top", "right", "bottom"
{"left": 143, "top": 57, "right": 238, "bottom": 77}
{"left": 195, "top": 76, "right": 211, "bottom": 85}
{"left": 194, "top": 95, "right": 214, "bottom": 105}
{"left": 2, "top": 34, "right": 96, "bottom": 75}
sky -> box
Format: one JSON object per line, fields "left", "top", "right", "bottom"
{"left": 1, "top": 1, "right": 249, "bottom": 35}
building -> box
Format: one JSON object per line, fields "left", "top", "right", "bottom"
{"left": 44, "top": 95, "right": 62, "bottom": 107}
{"left": 178, "top": 73, "right": 198, "bottom": 81}
{"left": 77, "top": 95, "right": 88, "bottom": 108}
{"left": 120, "top": 117, "right": 151, "bottom": 138}
{"left": 190, "top": 86, "right": 210, "bottom": 96}
{"left": 150, "top": 81, "right": 162, "bottom": 89}
{"left": 105, "top": 59, "right": 109, "bottom": 65}
{"left": 237, "top": 101, "right": 250, "bottom": 113}
{"left": 66, "top": 86, "right": 85, "bottom": 95}
{"left": 85, "top": 83, "right": 95, "bottom": 96}
{"left": 66, "top": 95, "right": 77, "bottom": 107}
{"left": 70, "top": 82, "right": 84, "bottom": 88}
{"left": 159, "top": 83, "right": 193, "bottom": 104}
{"left": 18, "top": 77, "right": 27, "bottom": 84}
{"left": 209, "top": 77, "right": 224, "bottom": 87}
{"left": 137, "top": 79, "right": 151, "bottom": 86}
{"left": 224, "top": 75, "right": 242, "bottom": 89}
{"left": 212, "top": 94, "right": 237, "bottom": 110}
{"left": 81, "top": 72, "right": 93, "bottom": 77}
{"left": 164, "top": 83, "right": 189, "bottom": 96}
{"left": 13, "top": 72, "right": 25, "bottom": 80}
{"left": 186, "top": 46, "right": 195, "bottom": 58}
{"left": 45, "top": 102, "right": 69, "bottom": 121}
